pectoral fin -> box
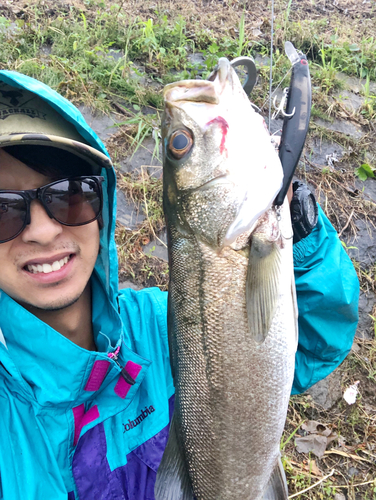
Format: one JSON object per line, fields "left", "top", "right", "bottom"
{"left": 155, "top": 413, "right": 194, "bottom": 500}
{"left": 262, "top": 456, "right": 289, "bottom": 500}
{"left": 246, "top": 235, "right": 281, "bottom": 343}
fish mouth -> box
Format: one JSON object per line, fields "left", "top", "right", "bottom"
{"left": 163, "top": 58, "right": 235, "bottom": 105}
{"left": 191, "top": 173, "right": 229, "bottom": 192}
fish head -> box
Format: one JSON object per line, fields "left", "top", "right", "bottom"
{"left": 162, "top": 58, "right": 283, "bottom": 247}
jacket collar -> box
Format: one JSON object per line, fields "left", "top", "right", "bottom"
{"left": 0, "top": 273, "right": 151, "bottom": 408}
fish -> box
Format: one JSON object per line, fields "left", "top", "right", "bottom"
{"left": 155, "top": 58, "right": 298, "bottom": 500}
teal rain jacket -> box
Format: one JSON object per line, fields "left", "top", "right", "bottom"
{"left": 0, "top": 71, "right": 359, "bottom": 499}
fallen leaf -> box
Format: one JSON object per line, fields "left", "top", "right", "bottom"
{"left": 295, "top": 434, "right": 328, "bottom": 458}
{"left": 295, "top": 421, "right": 338, "bottom": 458}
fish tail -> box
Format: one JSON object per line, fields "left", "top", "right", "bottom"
{"left": 261, "top": 456, "right": 289, "bottom": 500}
{"left": 155, "top": 412, "right": 195, "bottom": 500}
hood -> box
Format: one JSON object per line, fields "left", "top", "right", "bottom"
{"left": 0, "top": 70, "right": 119, "bottom": 306}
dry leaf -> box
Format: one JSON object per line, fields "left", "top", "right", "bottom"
{"left": 295, "top": 420, "right": 338, "bottom": 458}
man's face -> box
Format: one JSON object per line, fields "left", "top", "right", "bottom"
{"left": 0, "top": 149, "right": 100, "bottom": 311}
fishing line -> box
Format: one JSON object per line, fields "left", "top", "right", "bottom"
{"left": 268, "top": 0, "right": 275, "bottom": 132}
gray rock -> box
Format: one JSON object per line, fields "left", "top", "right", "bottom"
{"left": 116, "top": 189, "right": 145, "bottom": 229}
{"left": 315, "top": 117, "right": 364, "bottom": 139}
{"left": 333, "top": 493, "right": 346, "bottom": 500}
{"left": 119, "top": 280, "right": 143, "bottom": 291}
{"left": 347, "top": 466, "right": 359, "bottom": 477}
{"left": 143, "top": 229, "right": 168, "bottom": 262}
{"left": 306, "top": 138, "right": 345, "bottom": 168}
{"left": 356, "top": 291, "right": 375, "bottom": 339}
{"left": 77, "top": 105, "right": 121, "bottom": 141}
{"left": 254, "top": 53, "right": 270, "bottom": 67}
{"left": 40, "top": 44, "right": 52, "bottom": 56}
{"left": 306, "top": 369, "right": 342, "bottom": 410}
{"left": 345, "top": 219, "right": 376, "bottom": 268}
{"left": 187, "top": 52, "right": 206, "bottom": 67}
{"left": 96, "top": 49, "right": 125, "bottom": 62}
{"left": 355, "top": 178, "right": 376, "bottom": 204}
{"left": 337, "top": 72, "right": 376, "bottom": 95}
{"left": 119, "top": 136, "right": 162, "bottom": 175}
{"left": 333, "top": 89, "right": 365, "bottom": 113}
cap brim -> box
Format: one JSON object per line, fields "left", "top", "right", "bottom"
{"left": 0, "top": 133, "right": 112, "bottom": 174}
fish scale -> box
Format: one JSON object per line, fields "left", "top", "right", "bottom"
{"left": 155, "top": 58, "right": 297, "bottom": 500}
{"left": 167, "top": 230, "right": 295, "bottom": 499}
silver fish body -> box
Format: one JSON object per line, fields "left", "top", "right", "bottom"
{"left": 156, "top": 59, "right": 298, "bottom": 500}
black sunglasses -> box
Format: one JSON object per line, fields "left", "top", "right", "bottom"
{"left": 0, "top": 176, "right": 104, "bottom": 243}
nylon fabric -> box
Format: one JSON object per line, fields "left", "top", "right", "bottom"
{"left": 0, "top": 72, "right": 174, "bottom": 500}
{"left": 292, "top": 205, "right": 359, "bottom": 394}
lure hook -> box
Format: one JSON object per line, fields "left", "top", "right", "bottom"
{"left": 272, "top": 88, "right": 296, "bottom": 120}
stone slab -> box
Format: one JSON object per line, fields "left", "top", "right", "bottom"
{"left": 119, "top": 136, "right": 162, "bottom": 175}
{"left": 306, "top": 368, "right": 342, "bottom": 410}
{"left": 142, "top": 229, "right": 168, "bottom": 262}
{"left": 314, "top": 117, "right": 364, "bottom": 139}
{"left": 78, "top": 105, "right": 121, "bottom": 142}
{"left": 116, "top": 188, "right": 145, "bottom": 230}
{"left": 357, "top": 291, "right": 375, "bottom": 339}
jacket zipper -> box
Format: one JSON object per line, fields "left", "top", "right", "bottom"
{"left": 108, "top": 347, "right": 136, "bottom": 385}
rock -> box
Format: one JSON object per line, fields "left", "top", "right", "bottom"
{"left": 254, "top": 53, "right": 270, "bottom": 67}
{"left": 356, "top": 291, "right": 375, "bottom": 339}
{"left": 118, "top": 136, "right": 162, "bottom": 175}
{"left": 333, "top": 89, "right": 365, "bottom": 113}
{"left": 307, "top": 138, "right": 345, "bottom": 168}
{"left": 96, "top": 49, "right": 125, "bottom": 62}
{"left": 116, "top": 189, "right": 145, "bottom": 229}
{"left": 337, "top": 72, "right": 376, "bottom": 94}
{"left": 355, "top": 178, "right": 376, "bottom": 204}
{"left": 142, "top": 229, "right": 168, "bottom": 262}
{"left": 306, "top": 369, "right": 342, "bottom": 410}
{"left": 187, "top": 52, "right": 206, "bottom": 67}
{"left": 333, "top": 493, "right": 346, "bottom": 500}
{"left": 119, "top": 280, "right": 143, "bottom": 291}
{"left": 314, "top": 117, "right": 364, "bottom": 139}
{"left": 347, "top": 466, "right": 359, "bottom": 477}
{"left": 77, "top": 105, "right": 120, "bottom": 141}
{"left": 345, "top": 218, "right": 376, "bottom": 268}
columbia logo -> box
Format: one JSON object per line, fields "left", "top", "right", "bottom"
{"left": 123, "top": 405, "right": 155, "bottom": 432}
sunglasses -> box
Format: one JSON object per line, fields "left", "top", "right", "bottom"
{"left": 0, "top": 176, "right": 104, "bottom": 243}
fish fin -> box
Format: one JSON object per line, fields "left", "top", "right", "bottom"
{"left": 246, "top": 235, "right": 281, "bottom": 343}
{"left": 261, "top": 457, "right": 288, "bottom": 500}
{"left": 155, "top": 412, "right": 194, "bottom": 500}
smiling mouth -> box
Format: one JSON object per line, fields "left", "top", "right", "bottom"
{"left": 24, "top": 254, "right": 74, "bottom": 275}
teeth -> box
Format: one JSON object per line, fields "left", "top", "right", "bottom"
{"left": 26, "top": 256, "right": 70, "bottom": 274}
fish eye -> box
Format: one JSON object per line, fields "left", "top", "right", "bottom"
{"left": 168, "top": 130, "right": 193, "bottom": 159}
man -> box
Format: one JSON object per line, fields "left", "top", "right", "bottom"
{"left": 0, "top": 70, "right": 359, "bottom": 500}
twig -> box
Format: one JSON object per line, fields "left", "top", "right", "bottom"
{"left": 288, "top": 469, "right": 335, "bottom": 499}
{"left": 336, "top": 479, "right": 376, "bottom": 488}
{"left": 338, "top": 209, "right": 355, "bottom": 237}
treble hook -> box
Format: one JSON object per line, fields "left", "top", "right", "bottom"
{"left": 272, "top": 88, "right": 296, "bottom": 120}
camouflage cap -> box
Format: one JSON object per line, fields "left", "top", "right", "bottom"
{"left": 0, "top": 82, "right": 112, "bottom": 173}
